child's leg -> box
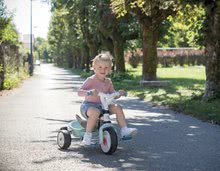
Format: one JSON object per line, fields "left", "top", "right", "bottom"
{"left": 109, "top": 104, "right": 126, "bottom": 128}
{"left": 86, "top": 107, "right": 101, "bottom": 132}
{"left": 82, "top": 107, "right": 100, "bottom": 145}
{"left": 109, "top": 104, "right": 137, "bottom": 137}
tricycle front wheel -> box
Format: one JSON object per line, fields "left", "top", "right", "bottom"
{"left": 100, "top": 127, "right": 118, "bottom": 155}
{"left": 57, "top": 130, "right": 71, "bottom": 149}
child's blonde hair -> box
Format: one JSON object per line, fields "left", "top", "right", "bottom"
{"left": 92, "top": 52, "right": 113, "bottom": 67}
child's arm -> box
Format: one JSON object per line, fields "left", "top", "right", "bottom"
{"left": 77, "top": 78, "right": 98, "bottom": 97}
{"left": 77, "top": 89, "right": 89, "bottom": 97}
{"left": 78, "top": 89, "right": 98, "bottom": 97}
{"left": 114, "top": 89, "right": 126, "bottom": 99}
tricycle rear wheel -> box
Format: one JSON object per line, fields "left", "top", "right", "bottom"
{"left": 60, "top": 126, "right": 68, "bottom": 130}
{"left": 57, "top": 130, "right": 71, "bottom": 149}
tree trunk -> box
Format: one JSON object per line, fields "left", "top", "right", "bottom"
{"left": 0, "top": 44, "right": 5, "bottom": 90}
{"left": 99, "top": 33, "right": 116, "bottom": 70}
{"left": 88, "top": 42, "right": 98, "bottom": 60}
{"left": 141, "top": 26, "right": 158, "bottom": 81}
{"left": 97, "top": 2, "right": 126, "bottom": 73}
{"left": 98, "top": 26, "right": 126, "bottom": 72}
{"left": 203, "top": 1, "right": 220, "bottom": 100}
{"left": 67, "top": 50, "right": 73, "bottom": 68}
{"left": 99, "top": 33, "right": 114, "bottom": 55}
{"left": 82, "top": 44, "right": 90, "bottom": 72}
{"left": 112, "top": 37, "right": 125, "bottom": 73}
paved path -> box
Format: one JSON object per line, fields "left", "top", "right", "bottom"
{"left": 0, "top": 64, "right": 220, "bottom": 171}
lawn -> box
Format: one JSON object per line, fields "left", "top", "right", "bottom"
{"left": 112, "top": 64, "right": 220, "bottom": 124}
{"left": 74, "top": 64, "right": 220, "bottom": 124}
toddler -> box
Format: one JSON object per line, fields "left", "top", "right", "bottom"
{"left": 77, "top": 52, "right": 137, "bottom": 145}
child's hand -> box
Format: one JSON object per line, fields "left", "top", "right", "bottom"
{"left": 118, "top": 90, "right": 126, "bottom": 96}
{"left": 91, "top": 89, "right": 98, "bottom": 96}
{"left": 87, "top": 89, "right": 98, "bottom": 96}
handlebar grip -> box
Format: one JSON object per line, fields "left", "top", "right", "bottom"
{"left": 86, "top": 90, "right": 93, "bottom": 96}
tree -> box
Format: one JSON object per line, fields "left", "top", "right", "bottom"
{"left": 49, "top": 0, "right": 140, "bottom": 73}
{"left": 48, "top": 8, "right": 70, "bottom": 66}
{"left": 0, "top": 0, "right": 17, "bottom": 90}
{"left": 203, "top": 0, "right": 220, "bottom": 100}
{"left": 68, "top": 0, "right": 99, "bottom": 71}
{"left": 68, "top": 0, "right": 138, "bottom": 73}
{"left": 49, "top": 0, "right": 94, "bottom": 69}
{"left": 34, "top": 37, "right": 50, "bottom": 62}
{"left": 0, "top": 0, "right": 11, "bottom": 44}
{"left": 111, "top": 0, "right": 179, "bottom": 80}
{"left": 158, "top": 4, "right": 205, "bottom": 48}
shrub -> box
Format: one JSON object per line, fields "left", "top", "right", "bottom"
{"left": 3, "top": 73, "right": 20, "bottom": 90}
{"left": 110, "top": 72, "right": 132, "bottom": 81}
{"left": 80, "top": 71, "right": 93, "bottom": 78}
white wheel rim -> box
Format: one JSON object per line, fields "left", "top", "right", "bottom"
{"left": 101, "top": 130, "right": 111, "bottom": 153}
{"left": 57, "top": 132, "right": 65, "bottom": 147}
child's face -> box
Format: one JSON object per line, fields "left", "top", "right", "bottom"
{"left": 93, "top": 60, "right": 111, "bottom": 80}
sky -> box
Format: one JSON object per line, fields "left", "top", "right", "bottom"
{"left": 4, "top": 0, "right": 52, "bottom": 39}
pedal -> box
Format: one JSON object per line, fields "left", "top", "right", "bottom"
{"left": 81, "top": 142, "right": 97, "bottom": 147}
{"left": 121, "top": 135, "right": 132, "bottom": 141}
{"left": 76, "top": 114, "right": 87, "bottom": 129}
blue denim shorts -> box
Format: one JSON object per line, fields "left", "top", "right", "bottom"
{"left": 80, "top": 101, "right": 102, "bottom": 118}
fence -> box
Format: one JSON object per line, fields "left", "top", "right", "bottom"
{"left": 0, "top": 42, "right": 27, "bottom": 90}
{"left": 125, "top": 48, "right": 206, "bottom": 68}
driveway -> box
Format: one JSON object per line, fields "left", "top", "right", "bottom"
{"left": 0, "top": 63, "right": 220, "bottom": 171}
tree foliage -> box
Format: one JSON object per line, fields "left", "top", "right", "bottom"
{"left": 159, "top": 4, "right": 205, "bottom": 48}
{"left": 0, "top": 0, "right": 12, "bottom": 44}
{"left": 48, "top": 0, "right": 140, "bottom": 72}
{"left": 34, "top": 37, "right": 50, "bottom": 62}
{"left": 0, "top": 0, "right": 21, "bottom": 90}
{"left": 48, "top": 0, "right": 206, "bottom": 81}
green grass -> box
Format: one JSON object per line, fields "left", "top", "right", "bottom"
{"left": 124, "top": 65, "right": 220, "bottom": 124}
{"left": 73, "top": 64, "right": 220, "bottom": 125}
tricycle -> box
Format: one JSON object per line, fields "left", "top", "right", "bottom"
{"left": 57, "top": 91, "right": 134, "bottom": 155}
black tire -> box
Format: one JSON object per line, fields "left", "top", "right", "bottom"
{"left": 60, "top": 127, "right": 68, "bottom": 130}
{"left": 100, "top": 127, "right": 118, "bottom": 155}
{"left": 57, "top": 130, "right": 71, "bottom": 149}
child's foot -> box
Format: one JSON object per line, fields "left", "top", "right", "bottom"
{"left": 81, "top": 132, "right": 92, "bottom": 146}
{"left": 121, "top": 127, "right": 138, "bottom": 138}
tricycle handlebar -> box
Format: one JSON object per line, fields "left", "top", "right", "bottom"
{"left": 98, "top": 92, "right": 121, "bottom": 110}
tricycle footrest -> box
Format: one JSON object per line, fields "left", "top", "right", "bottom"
{"left": 121, "top": 136, "right": 132, "bottom": 140}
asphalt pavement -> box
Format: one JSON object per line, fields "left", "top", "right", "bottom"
{"left": 0, "top": 63, "right": 220, "bottom": 171}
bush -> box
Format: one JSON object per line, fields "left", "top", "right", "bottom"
{"left": 159, "top": 56, "right": 174, "bottom": 67}
{"left": 3, "top": 67, "right": 29, "bottom": 90}
{"left": 157, "top": 48, "right": 206, "bottom": 67}
{"left": 80, "top": 71, "right": 93, "bottom": 78}
{"left": 110, "top": 72, "right": 133, "bottom": 81}
{"left": 3, "top": 73, "right": 20, "bottom": 90}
